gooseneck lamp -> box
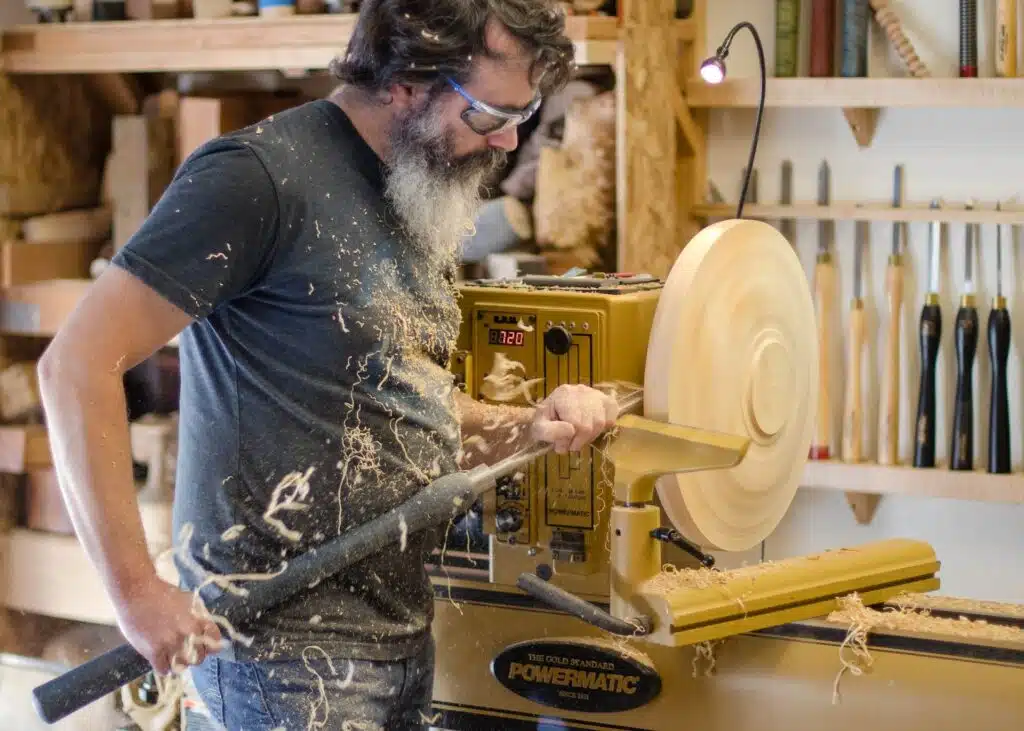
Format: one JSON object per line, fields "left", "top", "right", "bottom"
{"left": 700, "top": 21, "right": 767, "bottom": 219}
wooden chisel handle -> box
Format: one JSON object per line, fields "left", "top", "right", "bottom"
{"left": 950, "top": 300, "right": 978, "bottom": 470}
{"left": 996, "top": 0, "right": 1017, "bottom": 77}
{"left": 842, "top": 300, "right": 865, "bottom": 462}
{"left": 913, "top": 298, "right": 941, "bottom": 467}
{"left": 810, "top": 255, "right": 836, "bottom": 459}
{"left": 878, "top": 255, "right": 903, "bottom": 465}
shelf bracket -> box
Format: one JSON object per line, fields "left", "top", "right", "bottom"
{"left": 844, "top": 490, "right": 882, "bottom": 525}
{"left": 841, "top": 107, "right": 880, "bottom": 148}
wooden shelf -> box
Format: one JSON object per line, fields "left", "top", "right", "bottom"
{"left": 0, "top": 15, "right": 620, "bottom": 74}
{"left": 694, "top": 201, "right": 1024, "bottom": 225}
{"left": 802, "top": 461, "right": 1024, "bottom": 505}
{"left": 686, "top": 77, "right": 1024, "bottom": 109}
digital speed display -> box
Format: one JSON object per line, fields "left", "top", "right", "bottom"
{"left": 489, "top": 328, "right": 526, "bottom": 347}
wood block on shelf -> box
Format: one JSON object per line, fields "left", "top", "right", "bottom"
{"left": 0, "top": 425, "right": 50, "bottom": 472}
{"left": 0, "top": 239, "right": 104, "bottom": 287}
{"left": 0, "top": 278, "right": 93, "bottom": 336}
{"left": 176, "top": 92, "right": 308, "bottom": 165}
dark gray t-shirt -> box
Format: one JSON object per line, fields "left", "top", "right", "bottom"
{"left": 112, "top": 100, "right": 462, "bottom": 662}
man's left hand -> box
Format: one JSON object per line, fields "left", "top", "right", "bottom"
{"left": 530, "top": 384, "right": 619, "bottom": 454}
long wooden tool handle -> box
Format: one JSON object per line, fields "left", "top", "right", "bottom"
{"left": 811, "top": 256, "right": 836, "bottom": 459}
{"left": 878, "top": 257, "right": 903, "bottom": 465}
{"left": 996, "top": 0, "right": 1018, "bottom": 77}
{"left": 842, "top": 300, "right": 865, "bottom": 461}
{"left": 912, "top": 301, "right": 942, "bottom": 467}
{"left": 950, "top": 303, "right": 979, "bottom": 470}
{"left": 988, "top": 305, "right": 1012, "bottom": 473}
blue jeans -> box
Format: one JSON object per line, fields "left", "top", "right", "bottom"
{"left": 188, "top": 637, "right": 435, "bottom": 730}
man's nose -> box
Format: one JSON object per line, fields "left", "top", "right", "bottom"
{"left": 488, "top": 127, "right": 519, "bottom": 152}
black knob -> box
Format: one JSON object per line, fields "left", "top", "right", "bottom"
{"left": 495, "top": 507, "right": 523, "bottom": 534}
{"left": 544, "top": 326, "right": 572, "bottom": 355}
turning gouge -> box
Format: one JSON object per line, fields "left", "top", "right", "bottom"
{"left": 843, "top": 217, "right": 868, "bottom": 462}
{"left": 879, "top": 165, "right": 904, "bottom": 465}
{"left": 951, "top": 207, "right": 979, "bottom": 471}
{"left": 913, "top": 201, "right": 943, "bottom": 468}
{"left": 988, "top": 203, "right": 1011, "bottom": 473}
{"left": 810, "top": 161, "right": 835, "bottom": 460}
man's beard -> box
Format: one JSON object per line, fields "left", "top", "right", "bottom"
{"left": 384, "top": 100, "right": 506, "bottom": 272}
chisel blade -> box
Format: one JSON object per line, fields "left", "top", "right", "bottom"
{"left": 854, "top": 218, "right": 866, "bottom": 299}
{"left": 996, "top": 201, "right": 1004, "bottom": 298}
{"left": 964, "top": 201, "right": 976, "bottom": 295}
{"left": 892, "top": 165, "right": 904, "bottom": 255}
{"left": 928, "top": 200, "right": 942, "bottom": 295}
{"left": 817, "top": 161, "right": 832, "bottom": 254}
{"left": 780, "top": 160, "right": 794, "bottom": 243}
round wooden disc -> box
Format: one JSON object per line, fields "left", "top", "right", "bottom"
{"left": 643, "top": 220, "right": 818, "bottom": 552}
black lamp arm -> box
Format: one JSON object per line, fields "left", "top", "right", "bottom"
{"left": 709, "top": 21, "right": 767, "bottom": 220}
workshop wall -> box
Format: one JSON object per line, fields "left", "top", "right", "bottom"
{"left": 706, "top": 0, "right": 1024, "bottom": 603}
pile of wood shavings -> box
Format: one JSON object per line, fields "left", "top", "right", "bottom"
{"left": 827, "top": 593, "right": 1024, "bottom": 704}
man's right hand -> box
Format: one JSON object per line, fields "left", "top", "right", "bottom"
{"left": 114, "top": 577, "right": 224, "bottom": 674}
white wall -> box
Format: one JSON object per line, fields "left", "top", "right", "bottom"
{"left": 705, "top": 1, "right": 1024, "bottom": 603}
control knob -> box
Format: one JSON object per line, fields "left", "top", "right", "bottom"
{"left": 495, "top": 507, "right": 523, "bottom": 534}
{"left": 544, "top": 325, "right": 573, "bottom": 355}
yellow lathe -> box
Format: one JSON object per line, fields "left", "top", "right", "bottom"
{"left": 429, "top": 220, "right": 1024, "bottom": 730}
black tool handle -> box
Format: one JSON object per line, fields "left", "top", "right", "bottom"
{"left": 988, "top": 306, "right": 1012, "bottom": 473}
{"left": 33, "top": 469, "right": 479, "bottom": 724}
{"left": 913, "top": 303, "right": 942, "bottom": 467}
{"left": 950, "top": 304, "right": 979, "bottom": 470}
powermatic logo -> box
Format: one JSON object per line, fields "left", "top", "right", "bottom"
{"left": 491, "top": 639, "right": 661, "bottom": 713}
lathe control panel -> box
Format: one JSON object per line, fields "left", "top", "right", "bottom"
{"left": 452, "top": 275, "right": 661, "bottom": 593}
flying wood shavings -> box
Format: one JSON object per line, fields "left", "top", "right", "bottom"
{"left": 480, "top": 353, "right": 544, "bottom": 404}
{"left": 827, "top": 593, "right": 1024, "bottom": 704}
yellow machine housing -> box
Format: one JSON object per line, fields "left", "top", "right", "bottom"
{"left": 428, "top": 275, "right": 1024, "bottom": 731}
{"left": 451, "top": 275, "right": 662, "bottom": 596}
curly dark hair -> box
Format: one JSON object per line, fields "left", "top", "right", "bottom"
{"left": 331, "top": 0, "right": 576, "bottom": 99}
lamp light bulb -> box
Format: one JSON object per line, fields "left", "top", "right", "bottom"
{"left": 699, "top": 57, "right": 726, "bottom": 84}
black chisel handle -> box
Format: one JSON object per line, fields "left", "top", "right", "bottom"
{"left": 913, "top": 302, "right": 942, "bottom": 467}
{"left": 988, "top": 305, "right": 1012, "bottom": 473}
{"left": 950, "top": 303, "right": 978, "bottom": 470}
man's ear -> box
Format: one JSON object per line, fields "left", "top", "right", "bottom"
{"left": 387, "top": 82, "right": 428, "bottom": 110}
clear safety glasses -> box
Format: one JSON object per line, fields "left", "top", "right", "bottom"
{"left": 446, "top": 78, "right": 542, "bottom": 136}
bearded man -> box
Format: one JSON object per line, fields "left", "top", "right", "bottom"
{"left": 36, "top": 0, "right": 618, "bottom": 729}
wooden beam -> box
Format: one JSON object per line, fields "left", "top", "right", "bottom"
{"left": 694, "top": 201, "right": 1024, "bottom": 225}
{"left": 687, "top": 77, "right": 1024, "bottom": 108}
{"left": 0, "top": 15, "right": 619, "bottom": 74}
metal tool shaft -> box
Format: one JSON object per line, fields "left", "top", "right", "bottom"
{"left": 780, "top": 160, "right": 794, "bottom": 242}
{"left": 891, "top": 164, "right": 904, "bottom": 255}
{"left": 817, "top": 161, "right": 832, "bottom": 253}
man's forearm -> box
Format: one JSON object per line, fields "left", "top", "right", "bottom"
{"left": 455, "top": 391, "right": 536, "bottom": 468}
{"left": 38, "top": 354, "right": 158, "bottom": 603}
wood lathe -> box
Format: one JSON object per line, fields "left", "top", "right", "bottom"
{"left": 428, "top": 219, "right": 1024, "bottom": 730}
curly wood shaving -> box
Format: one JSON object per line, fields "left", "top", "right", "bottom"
{"left": 828, "top": 593, "right": 1024, "bottom": 705}
{"left": 263, "top": 467, "right": 315, "bottom": 542}
{"left": 480, "top": 352, "right": 544, "bottom": 404}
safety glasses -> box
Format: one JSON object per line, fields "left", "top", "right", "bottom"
{"left": 446, "top": 78, "right": 542, "bottom": 136}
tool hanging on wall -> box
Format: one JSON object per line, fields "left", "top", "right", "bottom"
{"left": 879, "top": 165, "right": 905, "bottom": 466}
{"left": 996, "top": 0, "right": 1017, "bottom": 77}
{"left": 951, "top": 207, "right": 979, "bottom": 471}
{"left": 960, "top": 0, "right": 978, "bottom": 77}
{"left": 810, "top": 0, "right": 836, "bottom": 76}
{"left": 780, "top": 160, "right": 795, "bottom": 243}
{"left": 913, "top": 201, "right": 943, "bottom": 468}
{"left": 988, "top": 203, "right": 1011, "bottom": 473}
{"left": 810, "top": 160, "right": 835, "bottom": 460}
{"left": 843, "top": 217, "right": 868, "bottom": 463}
{"left": 741, "top": 167, "right": 759, "bottom": 207}
{"left": 775, "top": 0, "right": 801, "bottom": 77}
{"left": 840, "top": 0, "right": 870, "bottom": 77}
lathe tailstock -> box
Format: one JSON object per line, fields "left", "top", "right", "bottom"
{"left": 428, "top": 220, "right": 1024, "bottom": 731}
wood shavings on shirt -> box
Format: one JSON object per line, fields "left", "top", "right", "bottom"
{"left": 263, "top": 466, "right": 315, "bottom": 542}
